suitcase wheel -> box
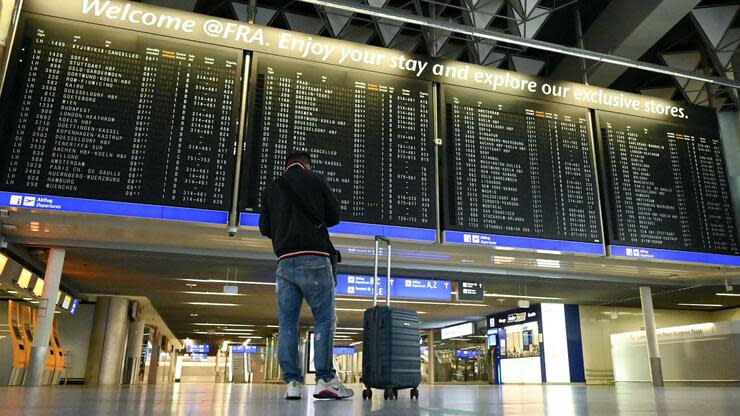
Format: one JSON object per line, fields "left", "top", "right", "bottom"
{"left": 383, "top": 388, "right": 398, "bottom": 400}
{"left": 410, "top": 387, "right": 419, "bottom": 400}
{"left": 362, "top": 388, "right": 372, "bottom": 400}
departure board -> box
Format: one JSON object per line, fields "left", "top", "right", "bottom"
{"left": 596, "top": 111, "right": 739, "bottom": 258}
{"left": 0, "top": 18, "right": 241, "bottom": 212}
{"left": 240, "top": 54, "right": 435, "bottom": 230}
{"left": 442, "top": 86, "right": 603, "bottom": 253}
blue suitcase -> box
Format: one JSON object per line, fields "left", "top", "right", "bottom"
{"left": 361, "top": 236, "right": 421, "bottom": 400}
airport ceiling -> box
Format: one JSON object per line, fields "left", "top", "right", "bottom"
{"left": 141, "top": 0, "right": 740, "bottom": 110}
{"left": 1, "top": 211, "right": 738, "bottom": 345}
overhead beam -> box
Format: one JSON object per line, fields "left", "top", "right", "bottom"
{"left": 552, "top": 0, "right": 702, "bottom": 87}
{"left": 299, "top": 0, "right": 740, "bottom": 89}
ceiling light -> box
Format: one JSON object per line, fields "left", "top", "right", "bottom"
{"left": 536, "top": 259, "right": 561, "bottom": 268}
{"left": 184, "top": 302, "right": 241, "bottom": 307}
{"left": 298, "top": 0, "right": 739, "bottom": 89}
{"left": 190, "top": 313, "right": 199, "bottom": 317}
{"left": 22, "top": 297, "right": 32, "bottom": 301}
{"left": 716, "top": 293, "right": 740, "bottom": 297}
{"left": 192, "top": 323, "right": 255, "bottom": 327}
{"left": 181, "top": 291, "right": 245, "bottom": 296}
{"left": 7, "top": 290, "right": 18, "bottom": 294}
{"left": 335, "top": 308, "right": 366, "bottom": 312}
{"left": 337, "top": 327, "right": 363, "bottom": 331}
{"left": 677, "top": 303, "right": 723, "bottom": 308}
{"left": 484, "top": 293, "right": 562, "bottom": 300}
{"left": 335, "top": 297, "right": 487, "bottom": 307}
{"left": 492, "top": 256, "right": 515, "bottom": 264}
{"left": 179, "top": 278, "right": 275, "bottom": 286}
{"left": 237, "top": 336, "right": 263, "bottom": 339}
{"left": 350, "top": 341, "right": 363, "bottom": 346}
{"left": 193, "top": 331, "right": 254, "bottom": 336}
{"left": 217, "top": 328, "right": 256, "bottom": 332}
{"left": 265, "top": 325, "right": 279, "bottom": 328}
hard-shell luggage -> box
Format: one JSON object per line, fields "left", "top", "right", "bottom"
{"left": 361, "top": 236, "right": 421, "bottom": 401}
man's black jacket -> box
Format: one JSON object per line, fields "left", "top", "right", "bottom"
{"left": 259, "top": 164, "right": 341, "bottom": 260}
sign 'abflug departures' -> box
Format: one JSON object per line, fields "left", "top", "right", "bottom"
{"left": 596, "top": 111, "right": 740, "bottom": 266}
{"left": 0, "top": 17, "right": 241, "bottom": 223}
{"left": 335, "top": 274, "right": 452, "bottom": 301}
{"left": 238, "top": 54, "right": 436, "bottom": 241}
{"left": 442, "top": 86, "right": 604, "bottom": 255}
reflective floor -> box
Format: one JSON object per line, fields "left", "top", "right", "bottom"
{"left": 1, "top": 382, "right": 738, "bottom": 415}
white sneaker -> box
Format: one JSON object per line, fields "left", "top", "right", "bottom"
{"left": 313, "top": 377, "right": 355, "bottom": 399}
{"left": 285, "top": 380, "right": 302, "bottom": 400}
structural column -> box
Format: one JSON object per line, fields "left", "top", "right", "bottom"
{"left": 639, "top": 286, "right": 664, "bottom": 386}
{"left": 85, "top": 296, "right": 130, "bottom": 385}
{"left": 147, "top": 328, "right": 162, "bottom": 385}
{"left": 123, "top": 319, "right": 145, "bottom": 384}
{"left": 25, "top": 248, "right": 65, "bottom": 386}
{"left": 427, "top": 330, "right": 435, "bottom": 385}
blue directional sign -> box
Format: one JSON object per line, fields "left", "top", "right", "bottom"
{"left": 231, "top": 345, "right": 258, "bottom": 354}
{"left": 186, "top": 344, "right": 210, "bottom": 353}
{"left": 239, "top": 213, "right": 436, "bottom": 242}
{"left": 189, "top": 353, "right": 208, "bottom": 360}
{"left": 609, "top": 245, "right": 740, "bottom": 267}
{"left": 69, "top": 299, "right": 79, "bottom": 316}
{"left": 332, "top": 347, "right": 355, "bottom": 355}
{"left": 444, "top": 230, "right": 604, "bottom": 256}
{"left": 455, "top": 350, "right": 479, "bottom": 359}
{"left": 335, "top": 274, "right": 452, "bottom": 301}
{"left": 0, "top": 192, "right": 228, "bottom": 224}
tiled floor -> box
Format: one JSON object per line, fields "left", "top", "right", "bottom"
{"left": 0, "top": 382, "right": 738, "bottom": 415}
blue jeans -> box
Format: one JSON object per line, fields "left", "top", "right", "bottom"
{"left": 276, "top": 255, "right": 336, "bottom": 383}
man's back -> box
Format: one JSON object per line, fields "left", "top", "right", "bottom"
{"left": 259, "top": 163, "right": 340, "bottom": 260}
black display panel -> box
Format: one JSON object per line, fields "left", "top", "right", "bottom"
{"left": 442, "top": 85, "right": 603, "bottom": 245}
{"left": 596, "top": 111, "right": 739, "bottom": 255}
{"left": 0, "top": 17, "right": 242, "bottom": 211}
{"left": 240, "top": 54, "right": 435, "bottom": 229}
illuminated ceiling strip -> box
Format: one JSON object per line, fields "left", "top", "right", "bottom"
{"left": 191, "top": 323, "right": 256, "bottom": 327}
{"left": 677, "top": 303, "right": 723, "bottom": 307}
{"left": 484, "top": 293, "right": 562, "bottom": 300}
{"left": 179, "top": 278, "right": 275, "bottom": 286}
{"left": 715, "top": 293, "right": 740, "bottom": 297}
{"left": 180, "top": 291, "right": 247, "bottom": 296}
{"left": 299, "top": 0, "right": 740, "bottom": 89}
{"left": 184, "top": 302, "right": 241, "bottom": 307}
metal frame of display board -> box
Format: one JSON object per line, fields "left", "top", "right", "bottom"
{"left": 236, "top": 51, "right": 438, "bottom": 243}
{"left": 437, "top": 83, "right": 607, "bottom": 256}
{"left": 592, "top": 109, "right": 740, "bottom": 267}
{"left": 0, "top": 14, "right": 245, "bottom": 225}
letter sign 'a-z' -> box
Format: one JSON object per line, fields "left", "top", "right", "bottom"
{"left": 456, "top": 281, "right": 485, "bottom": 301}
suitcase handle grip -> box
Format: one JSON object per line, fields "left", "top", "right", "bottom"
{"left": 373, "top": 236, "right": 392, "bottom": 307}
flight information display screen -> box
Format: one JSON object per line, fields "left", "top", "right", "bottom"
{"left": 0, "top": 18, "right": 241, "bottom": 219}
{"left": 596, "top": 111, "right": 740, "bottom": 264}
{"left": 442, "top": 85, "right": 603, "bottom": 254}
{"left": 239, "top": 54, "right": 435, "bottom": 237}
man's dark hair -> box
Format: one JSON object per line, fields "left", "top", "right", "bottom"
{"left": 285, "top": 150, "right": 311, "bottom": 167}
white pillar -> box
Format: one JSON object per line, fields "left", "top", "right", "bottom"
{"left": 85, "top": 296, "right": 130, "bottom": 385}
{"left": 428, "top": 330, "right": 435, "bottom": 385}
{"left": 639, "top": 286, "right": 663, "bottom": 386}
{"left": 123, "top": 319, "right": 145, "bottom": 384}
{"left": 24, "top": 248, "right": 65, "bottom": 386}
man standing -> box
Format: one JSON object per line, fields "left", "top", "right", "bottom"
{"left": 259, "top": 151, "right": 354, "bottom": 400}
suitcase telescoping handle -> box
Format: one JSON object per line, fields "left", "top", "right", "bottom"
{"left": 373, "top": 236, "right": 392, "bottom": 307}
